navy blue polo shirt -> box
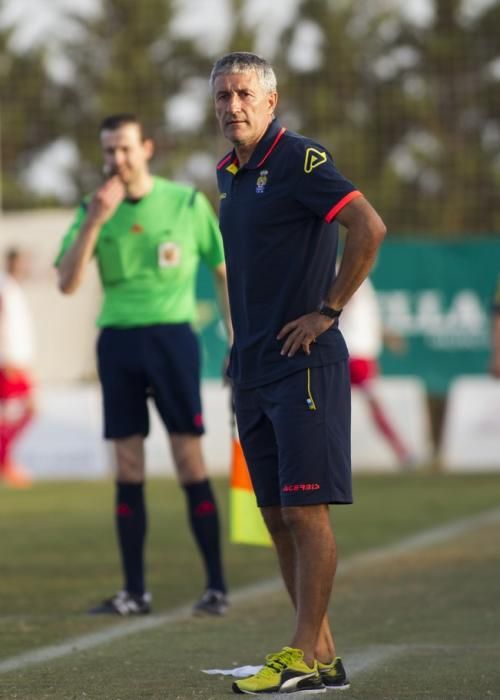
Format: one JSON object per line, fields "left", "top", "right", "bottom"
{"left": 217, "top": 118, "right": 362, "bottom": 389}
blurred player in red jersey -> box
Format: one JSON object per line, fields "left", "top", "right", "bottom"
{"left": 340, "top": 276, "right": 414, "bottom": 468}
{"left": 0, "top": 248, "right": 36, "bottom": 487}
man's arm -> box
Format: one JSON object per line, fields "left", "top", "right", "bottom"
{"left": 212, "top": 262, "right": 233, "bottom": 346}
{"left": 278, "top": 196, "right": 386, "bottom": 357}
{"left": 324, "top": 196, "right": 387, "bottom": 310}
{"left": 57, "top": 176, "right": 125, "bottom": 294}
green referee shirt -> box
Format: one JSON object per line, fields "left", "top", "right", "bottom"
{"left": 56, "top": 177, "right": 225, "bottom": 328}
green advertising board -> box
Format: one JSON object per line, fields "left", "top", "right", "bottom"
{"left": 196, "top": 239, "right": 500, "bottom": 394}
{"left": 371, "top": 239, "right": 500, "bottom": 394}
{"left": 195, "top": 264, "right": 228, "bottom": 380}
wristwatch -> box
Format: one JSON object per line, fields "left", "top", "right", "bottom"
{"left": 317, "top": 301, "right": 343, "bottom": 319}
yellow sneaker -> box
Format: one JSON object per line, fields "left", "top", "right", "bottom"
{"left": 232, "top": 646, "right": 325, "bottom": 695}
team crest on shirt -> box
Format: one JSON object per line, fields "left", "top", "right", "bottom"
{"left": 158, "top": 241, "right": 181, "bottom": 267}
{"left": 304, "top": 147, "right": 327, "bottom": 174}
{"left": 256, "top": 170, "right": 268, "bottom": 194}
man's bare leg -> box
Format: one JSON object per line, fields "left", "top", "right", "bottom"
{"left": 262, "top": 504, "right": 337, "bottom": 666}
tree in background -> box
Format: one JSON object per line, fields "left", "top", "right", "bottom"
{"left": 1, "top": 0, "right": 499, "bottom": 236}
{"left": 0, "top": 26, "right": 63, "bottom": 208}
{"left": 271, "top": 0, "right": 500, "bottom": 235}
{"left": 377, "top": 0, "right": 500, "bottom": 234}
{"left": 57, "top": 0, "right": 177, "bottom": 195}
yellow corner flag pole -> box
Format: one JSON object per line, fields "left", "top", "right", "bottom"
{"left": 229, "top": 398, "right": 271, "bottom": 547}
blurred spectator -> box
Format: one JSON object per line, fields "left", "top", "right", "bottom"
{"left": 340, "top": 276, "right": 414, "bottom": 469}
{"left": 0, "top": 248, "right": 36, "bottom": 487}
{"left": 490, "top": 276, "right": 500, "bottom": 378}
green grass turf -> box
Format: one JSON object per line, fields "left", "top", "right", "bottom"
{"left": 1, "top": 473, "right": 500, "bottom": 698}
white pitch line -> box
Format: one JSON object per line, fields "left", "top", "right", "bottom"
{"left": 0, "top": 603, "right": 194, "bottom": 674}
{"left": 343, "top": 644, "right": 404, "bottom": 676}
{"left": 1, "top": 507, "right": 499, "bottom": 676}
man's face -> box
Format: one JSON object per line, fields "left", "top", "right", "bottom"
{"left": 213, "top": 70, "right": 277, "bottom": 150}
{"left": 100, "top": 123, "right": 153, "bottom": 184}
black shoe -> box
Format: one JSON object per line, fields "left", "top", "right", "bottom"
{"left": 192, "top": 588, "right": 229, "bottom": 616}
{"left": 318, "top": 657, "right": 350, "bottom": 690}
{"left": 88, "top": 590, "right": 152, "bottom": 616}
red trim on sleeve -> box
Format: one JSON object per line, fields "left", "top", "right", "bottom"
{"left": 256, "top": 128, "right": 287, "bottom": 167}
{"left": 325, "top": 190, "right": 363, "bottom": 223}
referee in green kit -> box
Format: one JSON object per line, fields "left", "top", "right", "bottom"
{"left": 56, "top": 114, "right": 232, "bottom": 617}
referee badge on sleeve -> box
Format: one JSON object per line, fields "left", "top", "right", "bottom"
{"left": 158, "top": 241, "right": 181, "bottom": 267}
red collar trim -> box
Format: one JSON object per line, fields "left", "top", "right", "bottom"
{"left": 255, "top": 127, "right": 287, "bottom": 168}
{"left": 217, "top": 152, "right": 235, "bottom": 171}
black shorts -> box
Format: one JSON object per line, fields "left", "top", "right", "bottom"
{"left": 97, "top": 324, "right": 204, "bottom": 439}
{"left": 234, "top": 362, "right": 352, "bottom": 507}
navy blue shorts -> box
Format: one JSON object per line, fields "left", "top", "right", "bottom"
{"left": 234, "top": 362, "right": 352, "bottom": 507}
{"left": 97, "top": 324, "right": 204, "bottom": 439}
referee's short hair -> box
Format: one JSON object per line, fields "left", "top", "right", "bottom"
{"left": 99, "top": 113, "right": 150, "bottom": 141}
{"left": 209, "top": 52, "right": 277, "bottom": 94}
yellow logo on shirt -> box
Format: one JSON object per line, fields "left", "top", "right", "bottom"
{"left": 304, "top": 148, "right": 327, "bottom": 174}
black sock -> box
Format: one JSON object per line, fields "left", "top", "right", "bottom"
{"left": 183, "top": 479, "right": 226, "bottom": 593}
{"left": 115, "top": 482, "right": 146, "bottom": 596}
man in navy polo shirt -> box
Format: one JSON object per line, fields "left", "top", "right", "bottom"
{"left": 210, "top": 52, "right": 386, "bottom": 695}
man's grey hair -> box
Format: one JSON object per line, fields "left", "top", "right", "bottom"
{"left": 209, "top": 52, "right": 277, "bottom": 94}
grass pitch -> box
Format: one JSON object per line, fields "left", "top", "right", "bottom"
{"left": 1, "top": 472, "right": 500, "bottom": 699}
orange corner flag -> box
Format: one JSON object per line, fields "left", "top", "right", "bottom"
{"left": 229, "top": 438, "right": 271, "bottom": 547}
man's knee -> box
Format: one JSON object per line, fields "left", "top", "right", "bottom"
{"left": 170, "top": 433, "right": 207, "bottom": 484}
{"left": 114, "top": 435, "right": 145, "bottom": 482}
{"left": 261, "top": 505, "right": 287, "bottom": 538}
{"left": 281, "top": 504, "right": 330, "bottom": 531}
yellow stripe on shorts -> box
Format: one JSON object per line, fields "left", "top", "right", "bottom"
{"left": 306, "top": 368, "right": 317, "bottom": 410}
